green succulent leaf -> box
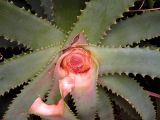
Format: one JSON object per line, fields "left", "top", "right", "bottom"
{"left": 26, "top": 0, "right": 43, "bottom": 16}
{"left": 67, "top": 0, "right": 135, "bottom": 44}
{"left": 40, "top": 0, "right": 54, "bottom": 23}
{"left": 54, "top": 0, "right": 85, "bottom": 32}
{"left": 98, "top": 75, "right": 155, "bottom": 120}
{"left": 0, "top": 0, "right": 65, "bottom": 49}
{"left": 0, "top": 46, "right": 59, "bottom": 95}
{"left": 86, "top": 46, "right": 160, "bottom": 78}
{"left": 3, "top": 58, "right": 57, "bottom": 120}
{"left": 108, "top": 92, "right": 141, "bottom": 120}
{"left": 46, "top": 78, "right": 61, "bottom": 105}
{"left": 97, "top": 87, "right": 114, "bottom": 120}
{"left": 102, "top": 11, "right": 160, "bottom": 47}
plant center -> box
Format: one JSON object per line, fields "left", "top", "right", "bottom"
{"left": 69, "top": 54, "right": 83, "bottom": 69}
{"left": 61, "top": 48, "right": 91, "bottom": 74}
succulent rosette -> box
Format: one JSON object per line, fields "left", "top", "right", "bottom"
{"left": 0, "top": 0, "right": 160, "bottom": 120}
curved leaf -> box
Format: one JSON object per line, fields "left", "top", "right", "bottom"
{"left": 3, "top": 57, "right": 57, "bottom": 120}
{"left": 67, "top": 0, "right": 136, "bottom": 44}
{"left": 108, "top": 92, "right": 141, "bottom": 120}
{"left": 102, "top": 11, "right": 160, "bottom": 47}
{"left": 0, "top": 0, "right": 65, "bottom": 49}
{"left": 86, "top": 46, "right": 160, "bottom": 78}
{"left": 46, "top": 77, "right": 61, "bottom": 105}
{"left": 98, "top": 75, "right": 155, "bottom": 120}
{"left": 97, "top": 87, "right": 114, "bottom": 120}
{"left": 0, "top": 46, "right": 60, "bottom": 95}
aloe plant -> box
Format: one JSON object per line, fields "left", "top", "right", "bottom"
{"left": 0, "top": 0, "right": 160, "bottom": 120}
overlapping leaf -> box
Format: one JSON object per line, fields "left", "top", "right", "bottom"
{"left": 0, "top": 0, "right": 65, "bottom": 49}
{"left": 86, "top": 46, "right": 160, "bottom": 78}
{"left": 102, "top": 11, "right": 160, "bottom": 47}
{"left": 108, "top": 92, "right": 141, "bottom": 120}
{"left": 0, "top": 46, "right": 59, "bottom": 95}
{"left": 98, "top": 75, "right": 155, "bottom": 120}
{"left": 4, "top": 56, "right": 57, "bottom": 120}
{"left": 97, "top": 87, "right": 114, "bottom": 120}
{"left": 67, "top": 0, "right": 136, "bottom": 44}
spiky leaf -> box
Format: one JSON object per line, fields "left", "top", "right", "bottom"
{"left": 0, "top": 46, "right": 59, "bottom": 95}
{"left": 0, "top": 0, "right": 65, "bottom": 49}
{"left": 86, "top": 46, "right": 160, "bottom": 78}
{"left": 108, "top": 92, "right": 141, "bottom": 120}
{"left": 97, "top": 87, "right": 114, "bottom": 120}
{"left": 46, "top": 77, "right": 61, "bottom": 105}
{"left": 98, "top": 75, "right": 155, "bottom": 120}
{"left": 67, "top": 0, "right": 135, "bottom": 44}
{"left": 3, "top": 57, "right": 57, "bottom": 120}
{"left": 102, "top": 11, "right": 160, "bottom": 47}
